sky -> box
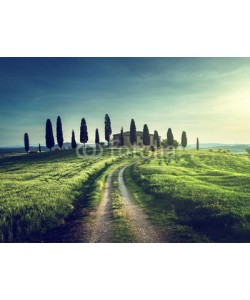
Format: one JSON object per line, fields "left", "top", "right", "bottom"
{"left": 0, "top": 57, "right": 250, "bottom": 147}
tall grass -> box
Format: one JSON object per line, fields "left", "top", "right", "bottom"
{"left": 131, "top": 150, "right": 250, "bottom": 242}
{"left": 0, "top": 149, "right": 122, "bottom": 242}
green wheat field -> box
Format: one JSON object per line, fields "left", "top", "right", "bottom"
{"left": 0, "top": 148, "right": 250, "bottom": 242}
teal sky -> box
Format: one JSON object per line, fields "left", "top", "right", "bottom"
{"left": 0, "top": 57, "right": 250, "bottom": 147}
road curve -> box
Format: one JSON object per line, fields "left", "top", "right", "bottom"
{"left": 88, "top": 163, "right": 165, "bottom": 243}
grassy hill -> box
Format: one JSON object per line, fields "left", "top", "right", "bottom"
{"left": 126, "top": 150, "right": 250, "bottom": 242}
{"left": 0, "top": 148, "right": 131, "bottom": 242}
{"left": 1, "top": 147, "right": 250, "bottom": 242}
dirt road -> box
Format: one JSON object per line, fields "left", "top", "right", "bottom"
{"left": 88, "top": 171, "right": 114, "bottom": 243}
{"left": 44, "top": 163, "right": 165, "bottom": 243}
{"left": 118, "top": 165, "right": 163, "bottom": 243}
{"left": 88, "top": 163, "right": 164, "bottom": 243}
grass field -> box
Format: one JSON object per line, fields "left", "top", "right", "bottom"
{"left": 1, "top": 147, "right": 250, "bottom": 243}
{"left": 0, "top": 148, "right": 132, "bottom": 242}
{"left": 126, "top": 150, "right": 250, "bottom": 242}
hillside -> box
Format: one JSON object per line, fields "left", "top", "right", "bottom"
{"left": 127, "top": 150, "right": 250, "bottom": 242}
{"left": 187, "top": 143, "right": 250, "bottom": 153}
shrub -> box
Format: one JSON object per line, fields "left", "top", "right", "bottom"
{"left": 245, "top": 147, "right": 250, "bottom": 155}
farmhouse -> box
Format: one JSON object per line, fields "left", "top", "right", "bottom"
{"left": 113, "top": 131, "right": 160, "bottom": 147}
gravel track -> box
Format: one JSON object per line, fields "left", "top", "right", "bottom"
{"left": 44, "top": 163, "right": 166, "bottom": 243}
{"left": 118, "top": 165, "right": 163, "bottom": 243}
{"left": 43, "top": 162, "right": 166, "bottom": 243}
{"left": 88, "top": 170, "right": 114, "bottom": 243}
{"left": 87, "top": 163, "right": 165, "bottom": 243}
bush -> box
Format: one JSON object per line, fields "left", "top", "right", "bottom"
{"left": 245, "top": 147, "right": 250, "bottom": 155}
{"left": 142, "top": 148, "right": 149, "bottom": 156}
{"left": 150, "top": 145, "right": 155, "bottom": 152}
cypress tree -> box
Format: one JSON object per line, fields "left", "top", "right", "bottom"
{"left": 24, "top": 133, "right": 29, "bottom": 154}
{"left": 157, "top": 133, "right": 161, "bottom": 148}
{"left": 71, "top": 130, "right": 77, "bottom": 149}
{"left": 196, "top": 138, "right": 199, "bottom": 151}
{"left": 104, "top": 114, "right": 112, "bottom": 146}
{"left": 167, "top": 128, "right": 174, "bottom": 146}
{"left": 80, "top": 118, "right": 88, "bottom": 148}
{"left": 153, "top": 130, "right": 157, "bottom": 146}
{"left": 56, "top": 116, "right": 64, "bottom": 149}
{"left": 120, "top": 127, "right": 124, "bottom": 146}
{"left": 38, "top": 143, "right": 41, "bottom": 153}
{"left": 181, "top": 131, "right": 188, "bottom": 150}
{"left": 130, "top": 119, "right": 137, "bottom": 146}
{"left": 95, "top": 128, "right": 100, "bottom": 147}
{"left": 153, "top": 130, "right": 160, "bottom": 148}
{"left": 45, "top": 119, "right": 55, "bottom": 151}
{"left": 143, "top": 124, "right": 150, "bottom": 146}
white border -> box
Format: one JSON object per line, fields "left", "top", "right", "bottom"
{"left": 0, "top": 0, "right": 250, "bottom": 57}
{"left": 1, "top": 1, "right": 250, "bottom": 299}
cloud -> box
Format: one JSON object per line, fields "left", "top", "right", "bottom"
{"left": 1, "top": 58, "right": 250, "bottom": 146}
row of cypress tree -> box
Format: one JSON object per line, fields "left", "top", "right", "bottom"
{"left": 46, "top": 114, "right": 112, "bottom": 150}
{"left": 119, "top": 120, "right": 187, "bottom": 149}
{"left": 119, "top": 119, "right": 160, "bottom": 147}
{"left": 24, "top": 114, "right": 199, "bottom": 152}
{"left": 166, "top": 128, "right": 188, "bottom": 150}
{"left": 24, "top": 114, "right": 112, "bottom": 152}
{"left": 45, "top": 117, "right": 64, "bottom": 151}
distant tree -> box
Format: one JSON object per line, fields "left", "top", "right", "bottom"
{"left": 56, "top": 116, "right": 64, "bottom": 149}
{"left": 167, "top": 128, "right": 174, "bottom": 146}
{"left": 196, "top": 138, "right": 199, "bottom": 151}
{"left": 143, "top": 124, "right": 150, "bottom": 146}
{"left": 130, "top": 119, "right": 137, "bottom": 146}
{"left": 181, "top": 131, "right": 188, "bottom": 150}
{"left": 45, "top": 119, "right": 55, "bottom": 151}
{"left": 95, "top": 128, "right": 100, "bottom": 147}
{"left": 38, "top": 143, "right": 41, "bottom": 153}
{"left": 161, "top": 139, "right": 180, "bottom": 149}
{"left": 120, "top": 127, "right": 124, "bottom": 146}
{"left": 71, "top": 130, "right": 77, "bottom": 149}
{"left": 161, "top": 139, "right": 167, "bottom": 148}
{"left": 80, "top": 118, "right": 88, "bottom": 148}
{"left": 173, "top": 140, "right": 180, "bottom": 149}
{"left": 24, "top": 133, "right": 29, "bottom": 154}
{"left": 104, "top": 114, "right": 112, "bottom": 146}
{"left": 153, "top": 130, "right": 160, "bottom": 148}
{"left": 245, "top": 147, "right": 250, "bottom": 155}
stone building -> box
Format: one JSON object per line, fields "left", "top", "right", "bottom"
{"left": 112, "top": 131, "right": 160, "bottom": 146}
